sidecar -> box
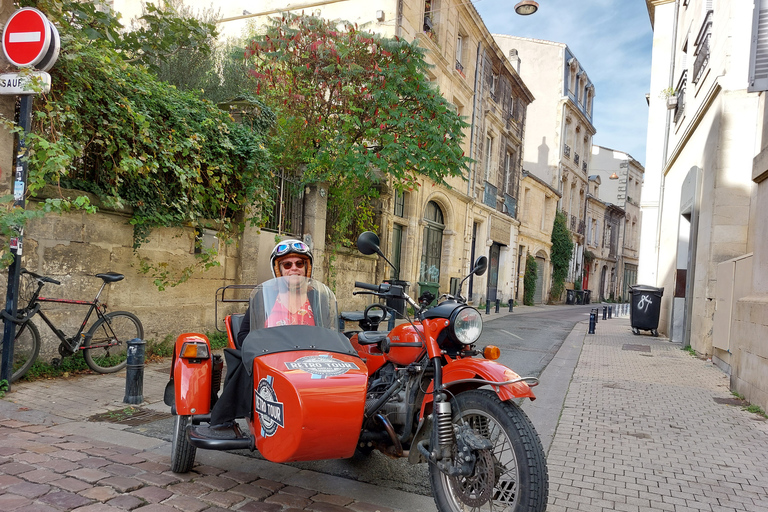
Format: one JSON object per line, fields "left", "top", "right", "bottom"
{"left": 167, "top": 277, "right": 368, "bottom": 471}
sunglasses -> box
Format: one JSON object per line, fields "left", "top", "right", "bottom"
{"left": 275, "top": 241, "right": 309, "bottom": 256}
{"left": 280, "top": 260, "right": 306, "bottom": 270}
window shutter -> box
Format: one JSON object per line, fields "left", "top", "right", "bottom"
{"left": 749, "top": 0, "right": 768, "bottom": 92}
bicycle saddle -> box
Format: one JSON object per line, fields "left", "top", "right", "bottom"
{"left": 96, "top": 272, "right": 125, "bottom": 283}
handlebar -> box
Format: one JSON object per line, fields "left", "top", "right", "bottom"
{"left": 21, "top": 268, "right": 61, "bottom": 286}
{"left": 354, "top": 281, "right": 386, "bottom": 292}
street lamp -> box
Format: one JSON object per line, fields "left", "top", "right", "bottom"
{"left": 514, "top": 1, "right": 539, "bottom": 15}
{"left": 609, "top": 172, "right": 619, "bottom": 180}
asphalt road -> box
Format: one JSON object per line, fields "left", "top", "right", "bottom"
{"left": 132, "top": 304, "right": 595, "bottom": 496}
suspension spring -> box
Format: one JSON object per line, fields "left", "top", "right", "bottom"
{"left": 435, "top": 400, "right": 453, "bottom": 449}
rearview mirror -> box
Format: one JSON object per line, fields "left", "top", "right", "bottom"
{"left": 357, "top": 231, "right": 381, "bottom": 256}
{"left": 473, "top": 256, "right": 488, "bottom": 276}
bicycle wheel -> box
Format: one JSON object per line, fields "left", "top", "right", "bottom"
{"left": 0, "top": 320, "right": 40, "bottom": 382}
{"left": 83, "top": 311, "right": 143, "bottom": 373}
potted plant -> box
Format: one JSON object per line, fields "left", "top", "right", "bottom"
{"left": 660, "top": 87, "right": 677, "bottom": 109}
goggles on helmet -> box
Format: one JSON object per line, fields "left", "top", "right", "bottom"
{"left": 275, "top": 241, "right": 309, "bottom": 257}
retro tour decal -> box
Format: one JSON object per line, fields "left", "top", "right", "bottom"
{"left": 254, "top": 376, "right": 284, "bottom": 437}
{"left": 285, "top": 354, "right": 359, "bottom": 379}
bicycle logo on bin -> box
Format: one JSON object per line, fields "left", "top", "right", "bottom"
{"left": 636, "top": 294, "right": 653, "bottom": 313}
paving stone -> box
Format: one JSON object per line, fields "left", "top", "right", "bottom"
{"left": 39, "top": 457, "right": 81, "bottom": 473}
{"left": 52, "top": 476, "right": 93, "bottom": 492}
{"left": 135, "top": 472, "right": 180, "bottom": 487}
{"left": 197, "top": 474, "right": 239, "bottom": 491}
{"left": 133, "top": 461, "right": 167, "bottom": 473}
{"left": 0, "top": 461, "right": 37, "bottom": 475}
{"left": 265, "top": 492, "right": 312, "bottom": 509}
{"left": 107, "top": 453, "right": 145, "bottom": 465}
{"left": 51, "top": 449, "right": 89, "bottom": 462}
{"left": 79, "top": 457, "right": 113, "bottom": 469}
{"left": 130, "top": 485, "right": 174, "bottom": 503}
{"left": 229, "top": 483, "right": 274, "bottom": 500}
{"left": 0, "top": 474, "right": 24, "bottom": 488}
{"left": 102, "top": 463, "right": 143, "bottom": 477}
{"left": 15, "top": 503, "right": 59, "bottom": 512}
{"left": 311, "top": 493, "right": 355, "bottom": 506}
{"left": 253, "top": 478, "right": 284, "bottom": 492}
{"left": 71, "top": 503, "right": 126, "bottom": 511}
{"left": 80, "top": 485, "right": 121, "bottom": 502}
{"left": 201, "top": 490, "right": 246, "bottom": 508}
{"left": 280, "top": 485, "right": 318, "bottom": 498}
{"left": 99, "top": 476, "right": 144, "bottom": 493}
{"left": 6, "top": 481, "right": 50, "bottom": 498}
{"left": 305, "top": 502, "right": 358, "bottom": 512}
{"left": 66, "top": 467, "right": 111, "bottom": 483}
{"left": 38, "top": 489, "right": 93, "bottom": 509}
{"left": 347, "top": 501, "right": 396, "bottom": 512}
{"left": 18, "top": 468, "right": 63, "bottom": 483}
{"left": 117, "top": 504, "right": 176, "bottom": 512}
{"left": 162, "top": 494, "right": 209, "bottom": 512}
{"left": 236, "top": 502, "right": 282, "bottom": 512}
{"left": 0, "top": 492, "right": 33, "bottom": 511}
{"left": 219, "top": 470, "right": 257, "bottom": 484}
{"left": 192, "top": 465, "right": 225, "bottom": 476}
{"left": 167, "top": 481, "right": 210, "bottom": 497}
{"left": 106, "top": 494, "right": 145, "bottom": 510}
{"left": 15, "top": 451, "right": 51, "bottom": 464}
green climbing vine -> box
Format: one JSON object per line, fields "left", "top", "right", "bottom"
{"left": 523, "top": 254, "right": 537, "bottom": 306}
{"left": 550, "top": 210, "right": 574, "bottom": 303}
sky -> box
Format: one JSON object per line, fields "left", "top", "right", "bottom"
{"left": 473, "top": 0, "right": 654, "bottom": 166}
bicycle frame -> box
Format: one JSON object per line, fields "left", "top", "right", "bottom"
{"left": 22, "top": 277, "right": 112, "bottom": 351}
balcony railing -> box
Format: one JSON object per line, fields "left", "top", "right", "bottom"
{"left": 578, "top": 220, "right": 585, "bottom": 235}
{"left": 570, "top": 215, "right": 577, "bottom": 232}
{"left": 693, "top": 11, "right": 712, "bottom": 85}
{"left": 582, "top": 160, "right": 588, "bottom": 172}
{"left": 674, "top": 69, "right": 687, "bottom": 124}
{"left": 574, "top": 153, "right": 580, "bottom": 166}
{"left": 563, "top": 144, "right": 571, "bottom": 158}
{"left": 503, "top": 193, "right": 516, "bottom": 217}
{"left": 455, "top": 60, "right": 464, "bottom": 75}
{"left": 483, "top": 181, "right": 497, "bottom": 208}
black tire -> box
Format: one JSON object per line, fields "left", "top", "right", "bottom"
{"left": 83, "top": 311, "right": 143, "bottom": 373}
{"left": 430, "top": 389, "right": 548, "bottom": 512}
{"left": 170, "top": 415, "right": 196, "bottom": 473}
{"left": 0, "top": 320, "right": 40, "bottom": 382}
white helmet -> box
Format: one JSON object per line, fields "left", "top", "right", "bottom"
{"left": 270, "top": 239, "right": 313, "bottom": 278}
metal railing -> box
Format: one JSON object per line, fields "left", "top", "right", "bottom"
{"left": 563, "top": 144, "right": 571, "bottom": 158}
{"left": 693, "top": 11, "right": 712, "bottom": 85}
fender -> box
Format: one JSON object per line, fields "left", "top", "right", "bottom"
{"left": 419, "top": 358, "right": 536, "bottom": 417}
{"left": 173, "top": 333, "right": 213, "bottom": 415}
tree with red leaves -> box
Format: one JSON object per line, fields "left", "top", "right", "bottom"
{"left": 246, "top": 13, "right": 470, "bottom": 252}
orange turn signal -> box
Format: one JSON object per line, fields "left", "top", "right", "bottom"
{"left": 180, "top": 342, "right": 210, "bottom": 359}
{"left": 483, "top": 345, "right": 501, "bottom": 360}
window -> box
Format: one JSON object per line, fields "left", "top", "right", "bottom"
{"left": 484, "top": 135, "right": 494, "bottom": 180}
{"left": 749, "top": 0, "right": 768, "bottom": 91}
{"left": 394, "top": 190, "right": 405, "bottom": 217}
{"left": 420, "top": 201, "right": 444, "bottom": 284}
{"left": 455, "top": 33, "right": 466, "bottom": 74}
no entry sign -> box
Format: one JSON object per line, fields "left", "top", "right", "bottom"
{"left": 2, "top": 8, "right": 58, "bottom": 70}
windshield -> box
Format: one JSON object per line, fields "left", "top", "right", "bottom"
{"left": 248, "top": 276, "right": 339, "bottom": 331}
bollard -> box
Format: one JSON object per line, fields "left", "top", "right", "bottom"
{"left": 509, "top": 301, "right": 514, "bottom": 312}
{"left": 588, "top": 311, "right": 596, "bottom": 334}
{"left": 485, "top": 301, "right": 491, "bottom": 315}
{"left": 123, "top": 338, "right": 146, "bottom": 405}
{"left": 592, "top": 307, "right": 599, "bottom": 324}
{"left": 495, "top": 299, "right": 500, "bottom": 313}
{"left": 608, "top": 305, "right": 613, "bottom": 319}
{"left": 602, "top": 306, "right": 607, "bottom": 320}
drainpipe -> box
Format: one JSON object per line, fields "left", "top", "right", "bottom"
{"left": 468, "top": 42, "right": 483, "bottom": 196}
{"left": 654, "top": 0, "right": 680, "bottom": 284}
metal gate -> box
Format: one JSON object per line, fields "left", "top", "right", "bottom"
{"left": 534, "top": 256, "right": 545, "bottom": 304}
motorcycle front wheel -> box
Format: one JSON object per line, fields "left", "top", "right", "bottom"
{"left": 170, "top": 415, "right": 196, "bottom": 473}
{"left": 430, "top": 389, "right": 548, "bottom": 512}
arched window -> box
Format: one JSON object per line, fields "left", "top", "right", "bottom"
{"left": 420, "top": 201, "right": 444, "bottom": 284}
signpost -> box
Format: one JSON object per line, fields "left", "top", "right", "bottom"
{"left": 0, "top": 8, "right": 59, "bottom": 388}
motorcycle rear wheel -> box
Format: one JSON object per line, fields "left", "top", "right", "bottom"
{"left": 430, "top": 389, "right": 548, "bottom": 512}
{"left": 170, "top": 415, "right": 196, "bottom": 473}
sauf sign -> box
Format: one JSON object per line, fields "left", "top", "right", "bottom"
{"left": 0, "top": 7, "right": 60, "bottom": 387}
{"left": 0, "top": 7, "right": 59, "bottom": 94}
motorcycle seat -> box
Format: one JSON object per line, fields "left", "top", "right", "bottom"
{"left": 339, "top": 310, "right": 387, "bottom": 322}
{"left": 356, "top": 331, "right": 388, "bottom": 346}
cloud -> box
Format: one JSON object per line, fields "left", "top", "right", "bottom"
{"left": 474, "top": 0, "right": 653, "bottom": 165}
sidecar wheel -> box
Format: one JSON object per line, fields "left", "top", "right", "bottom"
{"left": 171, "top": 415, "right": 196, "bottom": 473}
{"left": 430, "top": 389, "right": 548, "bottom": 512}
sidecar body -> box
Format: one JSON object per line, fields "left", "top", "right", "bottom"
{"left": 171, "top": 277, "right": 368, "bottom": 463}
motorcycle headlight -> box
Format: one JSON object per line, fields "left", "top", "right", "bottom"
{"left": 450, "top": 307, "right": 483, "bottom": 345}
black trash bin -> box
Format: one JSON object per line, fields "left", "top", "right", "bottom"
{"left": 575, "top": 290, "right": 585, "bottom": 305}
{"left": 584, "top": 290, "right": 592, "bottom": 304}
{"left": 566, "top": 289, "right": 575, "bottom": 305}
{"left": 629, "top": 285, "right": 664, "bottom": 336}
{"left": 384, "top": 279, "right": 410, "bottom": 317}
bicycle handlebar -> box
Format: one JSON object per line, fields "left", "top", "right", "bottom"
{"left": 21, "top": 268, "right": 61, "bottom": 286}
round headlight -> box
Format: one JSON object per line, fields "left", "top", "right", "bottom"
{"left": 451, "top": 307, "right": 483, "bottom": 345}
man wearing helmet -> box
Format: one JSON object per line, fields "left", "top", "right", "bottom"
{"left": 209, "top": 239, "right": 316, "bottom": 432}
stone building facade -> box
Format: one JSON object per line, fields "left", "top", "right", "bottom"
{"left": 494, "top": 35, "right": 596, "bottom": 300}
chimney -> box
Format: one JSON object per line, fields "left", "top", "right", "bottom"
{"left": 508, "top": 49, "right": 521, "bottom": 74}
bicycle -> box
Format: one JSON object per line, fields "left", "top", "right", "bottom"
{"left": 0, "top": 268, "right": 144, "bottom": 382}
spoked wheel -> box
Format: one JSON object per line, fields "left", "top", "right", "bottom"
{"left": 430, "top": 389, "right": 548, "bottom": 512}
{"left": 170, "top": 415, "right": 196, "bottom": 473}
{"left": 0, "top": 320, "right": 40, "bottom": 382}
{"left": 83, "top": 311, "right": 143, "bottom": 373}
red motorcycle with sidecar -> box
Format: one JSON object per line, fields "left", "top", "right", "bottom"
{"left": 166, "top": 231, "right": 548, "bottom": 512}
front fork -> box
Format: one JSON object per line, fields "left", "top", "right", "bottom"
{"left": 420, "top": 357, "right": 492, "bottom": 478}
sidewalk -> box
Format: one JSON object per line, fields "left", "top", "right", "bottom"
{"left": 1, "top": 314, "right": 767, "bottom": 511}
